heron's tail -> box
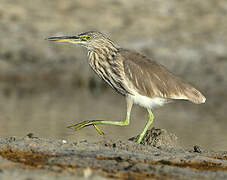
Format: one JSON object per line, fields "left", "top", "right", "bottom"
{"left": 184, "top": 86, "right": 206, "bottom": 104}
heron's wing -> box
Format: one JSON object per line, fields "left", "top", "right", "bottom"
{"left": 120, "top": 49, "right": 205, "bottom": 104}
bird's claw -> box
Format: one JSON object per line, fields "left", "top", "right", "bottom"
{"left": 93, "top": 124, "right": 104, "bottom": 135}
{"left": 67, "top": 120, "right": 104, "bottom": 135}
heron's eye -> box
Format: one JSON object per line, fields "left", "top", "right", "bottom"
{"left": 81, "top": 35, "right": 91, "bottom": 41}
{"left": 86, "top": 36, "right": 91, "bottom": 40}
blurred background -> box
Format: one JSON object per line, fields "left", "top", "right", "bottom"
{"left": 0, "top": 0, "right": 226, "bottom": 150}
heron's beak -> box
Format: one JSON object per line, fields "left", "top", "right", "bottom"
{"left": 46, "top": 35, "right": 81, "bottom": 43}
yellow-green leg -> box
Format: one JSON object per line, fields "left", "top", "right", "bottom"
{"left": 136, "top": 108, "right": 154, "bottom": 144}
{"left": 68, "top": 97, "right": 133, "bottom": 135}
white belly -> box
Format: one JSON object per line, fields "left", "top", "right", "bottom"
{"left": 128, "top": 93, "right": 168, "bottom": 109}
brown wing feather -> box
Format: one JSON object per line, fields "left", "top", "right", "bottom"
{"left": 120, "top": 49, "right": 205, "bottom": 104}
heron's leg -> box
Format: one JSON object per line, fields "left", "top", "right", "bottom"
{"left": 68, "top": 97, "right": 133, "bottom": 134}
{"left": 136, "top": 108, "right": 154, "bottom": 144}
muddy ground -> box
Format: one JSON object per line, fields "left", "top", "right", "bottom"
{"left": 0, "top": 129, "right": 227, "bottom": 180}
{"left": 0, "top": 0, "right": 226, "bottom": 151}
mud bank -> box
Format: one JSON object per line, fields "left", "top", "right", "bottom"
{"left": 0, "top": 129, "right": 226, "bottom": 180}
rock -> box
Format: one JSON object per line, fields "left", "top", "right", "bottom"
{"left": 129, "top": 127, "right": 179, "bottom": 148}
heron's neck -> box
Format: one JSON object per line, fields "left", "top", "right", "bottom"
{"left": 87, "top": 42, "right": 119, "bottom": 62}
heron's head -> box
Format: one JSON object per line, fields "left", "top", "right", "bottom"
{"left": 47, "top": 31, "right": 116, "bottom": 50}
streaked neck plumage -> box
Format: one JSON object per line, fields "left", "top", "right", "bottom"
{"left": 85, "top": 39, "right": 128, "bottom": 96}
{"left": 87, "top": 39, "right": 119, "bottom": 64}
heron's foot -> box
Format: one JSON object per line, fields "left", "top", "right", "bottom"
{"left": 136, "top": 136, "right": 143, "bottom": 144}
{"left": 67, "top": 120, "right": 104, "bottom": 135}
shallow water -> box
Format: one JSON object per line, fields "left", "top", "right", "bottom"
{"left": 0, "top": 89, "right": 226, "bottom": 151}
